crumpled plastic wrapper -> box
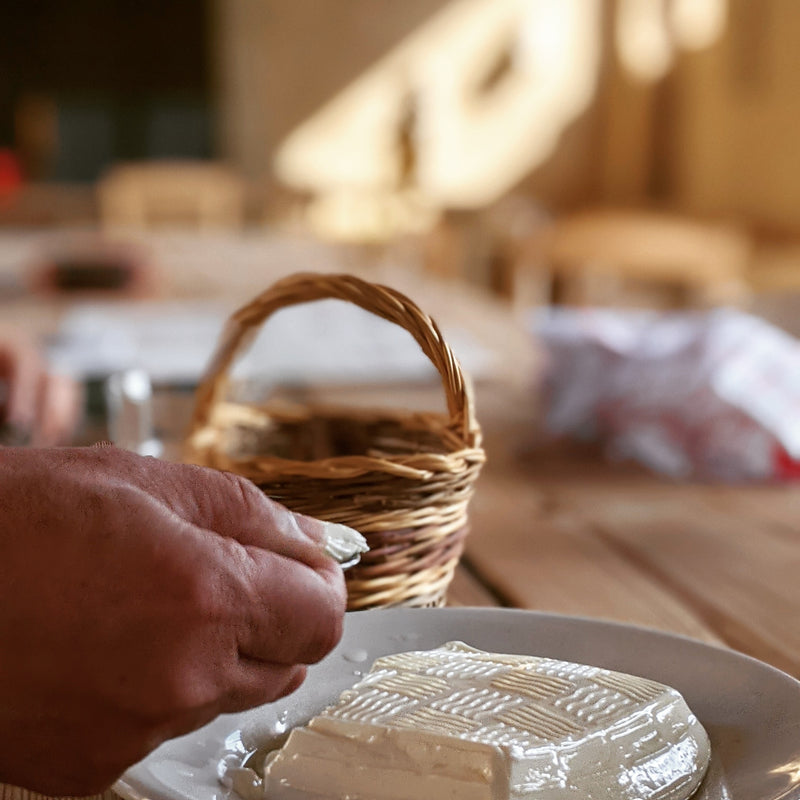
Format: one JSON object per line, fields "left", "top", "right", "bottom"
{"left": 533, "top": 306, "right": 800, "bottom": 481}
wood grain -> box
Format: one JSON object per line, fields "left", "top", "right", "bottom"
{"left": 482, "top": 434, "right": 800, "bottom": 677}
{"left": 465, "top": 467, "right": 722, "bottom": 644}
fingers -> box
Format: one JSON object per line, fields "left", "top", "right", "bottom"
{"left": 34, "top": 448, "right": 347, "bottom": 669}
{"left": 222, "top": 662, "right": 308, "bottom": 713}
{"left": 0, "top": 334, "right": 80, "bottom": 444}
{"left": 82, "top": 448, "right": 348, "bottom": 574}
{"left": 74, "top": 450, "right": 347, "bottom": 681}
{"left": 33, "top": 372, "right": 82, "bottom": 446}
{"left": 0, "top": 335, "right": 42, "bottom": 430}
{"left": 204, "top": 530, "right": 346, "bottom": 667}
{"left": 126, "top": 457, "right": 339, "bottom": 570}
{"left": 226, "top": 544, "right": 346, "bottom": 666}
{"left": 157, "top": 664, "right": 308, "bottom": 743}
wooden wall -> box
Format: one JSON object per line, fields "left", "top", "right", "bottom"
{"left": 212, "top": 0, "right": 451, "bottom": 179}
{"left": 667, "top": 0, "right": 800, "bottom": 235}
{"left": 212, "top": 0, "right": 800, "bottom": 234}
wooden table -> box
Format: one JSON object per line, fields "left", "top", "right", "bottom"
{"left": 2, "top": 228, "right": 800, "bottom": 683}
{"left": 453, "top": 380, "right": 800, "bottom": 680}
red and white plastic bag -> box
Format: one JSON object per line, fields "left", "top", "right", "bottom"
{"left": 533, "top": 307, "right": 800, "bottom": 481}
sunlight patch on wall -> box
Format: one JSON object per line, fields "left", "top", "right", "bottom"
{"left": 617, "top": 0, "right": 728, "bottom": 82}
{"left": 274, "top": 0, "right": 601, "bottom": 242}
{"left": 670, "top": 0, "right": 728, "bottom": 51}
{"left": 274, "top": 0, "right": 727, "bottom": 242}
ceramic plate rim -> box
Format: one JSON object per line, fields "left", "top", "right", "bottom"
{"left": 114, "top": 607, "right": 800, "bottom": 800}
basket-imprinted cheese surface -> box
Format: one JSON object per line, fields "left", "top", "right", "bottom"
{"left": 254, "top": 642, "right": 711, "bottom": 800}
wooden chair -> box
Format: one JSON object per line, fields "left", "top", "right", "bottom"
{"left": 508, "top": 208, "right": 753, "bottom": 309}
{"left": 97, "top": 160, "right": 246, "bottom": 230}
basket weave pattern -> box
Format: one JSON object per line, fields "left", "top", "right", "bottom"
{"left": 184, "top": 273, "right": 485, "bottom": 609}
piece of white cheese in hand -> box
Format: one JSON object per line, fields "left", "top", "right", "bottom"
{"left": 321, "top": 521, "right": 369, "bottom": 569}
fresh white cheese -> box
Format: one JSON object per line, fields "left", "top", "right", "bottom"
{"left": 320, "top": 521, "right": 369, "bottom": 568}
{"left": 260, "top": 641, "right": 711, "bottom": 800}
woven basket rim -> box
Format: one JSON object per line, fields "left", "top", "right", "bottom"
{"left": 187, "top": 440, "right": 486, "bottom": 481}
{"left": 201, "top": 397, "right": 468, "bottom": 439}
{"left": 186, "top": 396, "right": 484, "bottom": 481}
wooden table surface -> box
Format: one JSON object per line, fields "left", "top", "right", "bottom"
{"left": 448, "top": 379, "right": 800, "bottom": 681}
{"left": 3, "top": 228, "right": 799, "bottom": 684}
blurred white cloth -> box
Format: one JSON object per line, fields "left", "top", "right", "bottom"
{"left": 50, "top": 299, "right": 491, "bottom": 387}
{"left": 533, "top": 306, "right": 800, "bottom": 481}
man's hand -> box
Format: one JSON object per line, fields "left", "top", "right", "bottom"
{"left": 0, "top": 447, "right": 347, "bottom": 795}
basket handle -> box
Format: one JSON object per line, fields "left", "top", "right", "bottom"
{"left": 188, "top": 272, "right": 480, "bottom": 446}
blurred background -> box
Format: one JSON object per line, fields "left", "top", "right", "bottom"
{"left": 1, "top": 1, "right": 798, "bottom": 310}
{"left": 2, "top": 0, "right": 800, "bottom": 453}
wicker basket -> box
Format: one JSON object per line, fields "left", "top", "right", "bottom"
{"left": 184, "top": 272, "right": 485, "bottom": 609}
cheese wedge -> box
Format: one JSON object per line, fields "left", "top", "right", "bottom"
{"left": 261, "top": 641, "right": 710, "bottom": 800}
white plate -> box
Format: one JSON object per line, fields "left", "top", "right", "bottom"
{"left": 115, "top": 608, "right": 800, "bottom": 800}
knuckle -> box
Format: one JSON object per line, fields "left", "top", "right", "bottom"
{"left": 165, "top": 674, "right": 214, "bottom": 714}
{"left": 219, "top": 469, "right": 263, "bottom": 509}
{"left": 141, "top": 662, "right": 219, "bottom": 721}
{"left": 162, "top": 543, "right": 233, "bottom": 620}
{"left": 303, "top": 592, "right": 346, "bottom": 663}
{"left": 178, "top": 561, "right": 220, "bottom": 613}
{"left": 267, "top": 665, "right": 308, "bottom": 703}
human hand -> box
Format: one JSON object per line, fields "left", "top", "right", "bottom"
{"left": 0, "top": 446, "right": 347, "bottom": 795}
{"left": 0, "top": 328, "right": 81, "bottom": 446}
